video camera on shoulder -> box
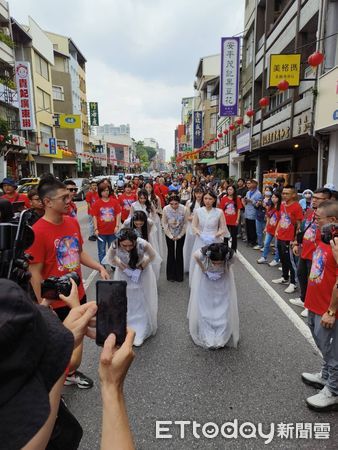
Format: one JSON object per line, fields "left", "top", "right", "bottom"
{"left": 41, "top": 272, "right": 80, "bottom": 300}
{"left": 321, "top": 223, "right": 338, "bottom": 245}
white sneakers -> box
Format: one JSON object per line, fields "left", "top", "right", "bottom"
{"left": 272, "top": 277, "right": 288, "bottom": 284}
{"left": 301, "top": 371, "right": 326, "bottom": 389}
{"left": 268, "top": 260, "right": 279, "bottom": 267}
{"left": 306, "top": 386, "right": 338, "bottom": 411}
{"left": 289, "top": 297, "right": 303, "bottom": 307}
{"left": 253, "top": 245, "right": 261, "bottom": 250}
{"left": 257, "top": 257, "right": 267, "bottom": 264}
{"left": 300, "top": 308, "right": 308, "bottom": 318}
{"left": 284, "top": 283, "right": 297, "bottom": 294}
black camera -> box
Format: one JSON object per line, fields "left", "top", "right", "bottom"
{"left": 321, "top": 223, "right": 338, "bottom": 245}
{"left": 41, "top": 272, "right": 80, "bottom": 300}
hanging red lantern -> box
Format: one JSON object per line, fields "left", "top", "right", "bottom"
{"left": 229, "top": 124, "right": 236, "bottom": 131}
{"left": 259, "top": 97, "right": 270, "bottom": 108}
{"left": 246, "top": 108, "right": 255, "bottom": 118}
{"left": 236, "top": 117, "right": 243, "bottom": 126}
{"left": 223, "top": 129, "right": 229, "bottom": 135}
{"left": 277, "top": 79, "right": 289, "bottom": 92}
{"left": 217, "top": 133, "right": 223, "bottom": 138}
{"left": 307, "top": 51, "right": 324, "bottom": 69}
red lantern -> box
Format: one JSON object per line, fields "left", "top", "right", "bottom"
{"left": 223, "top": 129, "right": 229, "bottom": 135}
{"left": 308, "top": 51, "right": 324, "bottom": 69}
{"left": 229, "top": 124, "right": 235, "bottom": 131}
{"left": 217, "top": 133, "right": 223, "bottom": 138}
{"left": 259, "top": 97, "right": 270, "bottom": 108}
{"left": 246, "top": 108, "right": 255, "bottom": 118}
{"left": 236, "top": 117, "right": 243, "bottom": 125}
{"left": 277, "top": 79, "right": 289, "bottom": 92}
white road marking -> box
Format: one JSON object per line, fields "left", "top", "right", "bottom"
{"left": 237, "top": 251, "right": 321, "bottom": 356}
{"left": 84, "top": 269, "right": 98, "bottom": 290}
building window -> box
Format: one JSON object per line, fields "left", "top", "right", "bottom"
{"left": 245, "top": 29, "right": 253, "bottom": 68}
{"left": 52, "top": 85, "right": 64, "bottom": 101}
{"left": 57, "top": 139, "right": 68, "bottom": 148}
{"left": 37, "top": 87, "right": 51, "bottom": 112}
{"left": 35, "top": 53, "right": 49, "bottom": 80}
{"left": 210, "top": 113, "right": 217, "bottom": 134}
{"left": 40, "top": 123, "right": 53, "bottom": 145}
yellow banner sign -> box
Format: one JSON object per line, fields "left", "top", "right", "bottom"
{"left": 269, "top": 54, "right": 301, "bottom": 87}
{"left": 59, "top": 114, "right": 81, "bottom": 129}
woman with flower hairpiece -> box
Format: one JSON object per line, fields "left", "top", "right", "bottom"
{"left": 187, "top": 242, "right": 239, "bottom": 349}
{"left": 183, "top": 187, "right": 204, "bottom": 273}
{"left": 106, "top": 228, "right": 158, "bottom": 346}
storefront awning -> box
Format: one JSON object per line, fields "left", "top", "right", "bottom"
{"left": 199, "top": 158, "right": 214, "bottom": 164}
{"left": 207, "top": 156, "right": 229, "bottom": 166}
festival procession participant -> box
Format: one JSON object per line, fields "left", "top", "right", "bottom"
{"left": 106, "top": 228, "right": 158, "bottom": 347}
{"left": 190, "top": 190, "right": 230, "bottom": 286}
{"left": 86, "top": 180, "right": 99, "bottom": 241}
{"left": 119, "top": 182, "right": 137, "bottom": 223}
{"left": 154, "top": 177, "right": 169, "bottom": 208}
{"left": 130, "top": 189, "right": 155, "bottom": 218}
{"left": 299, "top": 189, "right": 314, "bottom": 213}
{"left": 253, "top": 186, "right": 273, "bottom": 251}
{"left": 243, "top": 179, "right": 262, "bottom": 247}
{"left": 183, "top": 187, "right": 204, "bottom": 272}
{"left": 122, "top": 210, "right": 162, "bottom": 281}
{"left": 188, "top": 243, "right": 239, "bottom": 349}
{"left": 168, "top": 177, "right": 180, "bottom": 193}
{"left": 0, "top": 177, "right": 30, "bottom": 209}
{"left": 272, "top": 185, "right": 303, "bottom": 294}
{"left": 27, "top": 188, "right": 45, "bottom": 225}
{"left": 91, "top": 181, "right": 121, "bottom": 264}
{"left": 179, "top": 179, "right": 191, "bottom": 205}
{"left": 291, "top": 188, "right": 332, "bottom": 317}
{"left": 64, "top": 179, "right": 78, "bottom": 218}
{"left": 28, "top": 174, "right": 109, "bottom": 390}
{"left": 301, "top": 200, "right": 338, "bottom": 411}
{"left": 144, "top": 181, "right": 164, "bottom": 257}
{"left": 219, "top": 185, "right": 242, "bottom": 252}
{"left": 162, "top": 194, "right": 189, "bottom": 282}
{"left": 257, "top": 191, "right": 281, "bottom": 266}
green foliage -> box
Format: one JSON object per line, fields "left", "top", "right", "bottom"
{"left": 0, "top": 31, "right": 14, "bottom": 49}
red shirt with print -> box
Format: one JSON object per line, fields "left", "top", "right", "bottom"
{"left": 86, "top": 190, "right": 99, "bottom": 215}
{"left": 3, "top": 193, "right": 30, "bottom": 209}
{"left": 67, "top": 201, "right": 77, "bottom": 218}
{"left": 119, "top": 193, "right": 137, "bottom": 222}
{"left": 27, "top": 216, "right": 85, "bottom": 308}
{"left": 91, "top": 197, "right": 121, "bottom": 235}
{"left": 154, "top": 184, "right": 169, "bottom": 208}
{"left": 300, "top": 210, "right": 320, "bottom": 260}
{"left": 276, "top": 201, "right": 303, "bottom": 241}
{"left": 304, "top": 241, "right": 338, "bottom": 318}
{"left": 219, "top": 196, "right": 242, "bottom": 226}
{"left": 266, "top": 208, "right": 280, "bottom": 236}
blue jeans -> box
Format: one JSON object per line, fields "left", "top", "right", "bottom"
{"left": 97, "top": 234, "right": 115, "bottom": 263}
{"left": 262, "top": 233, "right": 279, "bottom": 261}
{"left": 255, "top": 219, "right": 265, "bottom": 247}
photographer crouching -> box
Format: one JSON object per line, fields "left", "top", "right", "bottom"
{"left": 301, "top": 200, "right": 338, "bottom": 411}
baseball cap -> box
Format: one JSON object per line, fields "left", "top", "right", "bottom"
{"left": 0, "top": 280, "right": 74, "bottom": 449}
{"left": 0, "top": 178, "right": 17, "bottom": 188}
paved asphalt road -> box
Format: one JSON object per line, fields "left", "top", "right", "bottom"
{"left": 65, "top": 202, "right": 337, "bottom": 450}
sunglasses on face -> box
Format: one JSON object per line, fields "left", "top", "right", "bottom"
{"left": 67, "top": 187, "right": 78, "bottom": 192}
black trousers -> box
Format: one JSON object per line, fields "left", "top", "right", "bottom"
{"left": 277, "top": 240, "right": 297, "bottom": 284}
{"left": 245, "top": 219, "right": 257, "bottom": 245}
{"left": 225, "top": 224, "right": 238, "bottom": 252}
{"left": 297, "top": 257, "right": 312, "bottom": 302}
{"left": 166, "top": 235, "right": 185, "bottom": 281}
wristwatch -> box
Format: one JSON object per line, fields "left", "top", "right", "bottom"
{"left": 327, "top": 309, "right": 336, "bottom": 317}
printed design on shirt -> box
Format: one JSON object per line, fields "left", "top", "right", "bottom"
{"left": 69, "top": 207, "right": 77, "bottom": 218}
{"left": 167, "top": 208, "right": 184, "bottom": 236}
{"left": 225, "top": 202, "right": 236, "bottom": 215}
{"left": 123, "top": 199, "right": 134, "bottom": 208}
{"left": 269, "top": 212, "right": 278, "bottom": 226}
{"left": 55, "top": 235, "right": 80, "bottom": 271}
{"left": 100, "top": 207, "right": 115, "bottom": 222}
{"left": 279, "top": 211, "right": 291, "bottom": 229}
{"left": 303, "top": 221, "right": 316, "bottom": 242}
{"left": 309, "top": 246, "right": 326, "bottom": 284}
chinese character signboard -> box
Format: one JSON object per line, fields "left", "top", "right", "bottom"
{"left": 59, "top": 114, "right": 81, "bottom": 129}
{"left": 220, "top": 37, "right": 240, "bottom": 116}
{"left": 49, "top": 137, "right": 57, "bottom": 155}
{"left": 236, "top": 129, "right": 251, "bottom": 154}
{"left": 89, "top": 102, "right": 99, "bottom": 126}
{"left": 269, "top": 54, "right": 301, "bottom": 87}
{"left": 15, "top": 62, "right": 35, "bottom": 130}
{"left": 193, "top": 111, "right": 203, "bottom": 148}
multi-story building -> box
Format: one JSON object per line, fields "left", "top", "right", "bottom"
{"left": 94, "top": 123, "right": 130, "bottom": 137}
{"left": 240, "top": 0, "right": 320, "bottom": 189}
{"left": 143, "top": 137, "right": 159, "bottom": 150}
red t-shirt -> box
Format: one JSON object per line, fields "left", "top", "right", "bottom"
{"left": 154, "top": 184, "right": 169, "bottom": 208}
{"left": 300, "top": 210, "right": 319, "bottom": 260}
{"left": 91, "top": 197, "right": 121, "bottom": 235}
{"left": 3, "top": 192, "right": 30, "bottom": 209}
{"left": 67, "top": 201, "right": 77, "bottom": 218}
{"left": 86, "top": 190, "right": 99, "bottom": 215}
{"left": 219, "top": 196, "right": 242, "bottom": 226}
{"left": 266, "top": 208, "right": 280, "bottom": 236}
{"left": 27, "top": 216, "right": 85, "bottom": 308}
{"left": 119, "top": 193, "right": 137, "bottom": 222}
{"left": 276, "top": 201, "right": 303, "bottom": 241}
{"left": 304, "top": 241, "right": 338, "bottom": 318}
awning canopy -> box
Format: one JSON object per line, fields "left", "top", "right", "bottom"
{"left": 199, "top": 158, "right": 214, "bottom": 164}
{"left": 207, "top": 156, "right": 229, "bottom": 166}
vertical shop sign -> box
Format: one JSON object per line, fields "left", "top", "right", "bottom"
{"left": 193, "top": 111, "right": 203, "bottom": 148}
{"left": 220, "top": 37, "right": 240, "bottom": 116}
{"left": 89, "top": 102, "right": 99, "bottom": 126}
{"left": 15, "top": 62, "right": 36, "bottom": 130}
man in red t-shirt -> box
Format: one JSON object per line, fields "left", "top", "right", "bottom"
{"left": 28, "top": 174, "right": 109, "bottom": 389}
{"left": 86, "top": 181, "right": 99, "bottom": 241}
{"left": 1, "top": 177, "right": 30, "bottom": 209}
{"left": 64, "top": 179, "right": 78, "bottom": 219}
{"left": 290, "top": 188, "right": 332, "bottom": 315}
{"left": 119, "top": 183, "right": 137, "bottom": 222}
{"left": 301, "top": 200, "right": 338, "bottom": 411}
{"left": 219, "top": 192, "right": 242, "bottom": 252}
{"left": 272, "top": 185, "right": 303, "bottom": 293}
{"left": 154, "top": 177, "right": 169, "bottom": 208}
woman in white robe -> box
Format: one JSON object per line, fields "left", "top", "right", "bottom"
{"left": 130, "top": 189, "right": 155, "bottom": 218}
{"left": 144, "top": 181, "right": 165, "bottom": 258}
{"left": 188, "top": 243, "right": 239, "bottom": 349}
{"left": 183, "top": 187, "right": 204, "bottom": 273}
{"left": 106, "top": 228, "right": 158, "bottom": 346}
{"left": 189, "top": 190, "right": 230, "bottom": 286}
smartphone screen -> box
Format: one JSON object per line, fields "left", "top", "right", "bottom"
{"left": 96, "top": 280, "right": 127, "bottom": 347}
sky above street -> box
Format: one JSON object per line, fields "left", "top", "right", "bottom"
{"left": 11, "top": 0, "right": 245, "bottom": 158}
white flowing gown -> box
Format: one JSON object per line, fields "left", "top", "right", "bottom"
{"left": 187, "top": 250, "right": 239, "bottom": 349}
{"left": 183, "top": 200, "right": 201, "bottom": 273}
{"left": 106, "top": 238, "right": 158, "bottom": 346}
